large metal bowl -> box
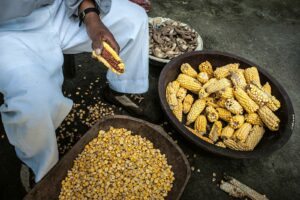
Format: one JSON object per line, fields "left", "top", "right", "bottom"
{"left": 158, "top": 51, "right": 295, "bottom": 159}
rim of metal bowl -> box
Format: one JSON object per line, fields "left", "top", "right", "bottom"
{"left": 158, "top": 50, "right": 295, "bottom": 159}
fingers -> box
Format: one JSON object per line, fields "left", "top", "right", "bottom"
{"left": 103, "top": 34, "right": 120, "bottom": 54}
{"left": 92, "top": 38, "right": 103, "bottom": 55}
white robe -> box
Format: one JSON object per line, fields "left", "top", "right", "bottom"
{"left": 0, "top": 0, "right": 149, "bottom": 182}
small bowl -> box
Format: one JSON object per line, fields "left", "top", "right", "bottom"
{"left": 158, "top": 51, "right": 295, "bottom": 159}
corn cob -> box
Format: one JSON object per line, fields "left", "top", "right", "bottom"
{"left": 202, "top": 78, "right": 218, "bottom": 90}
{"left": 245, "top": 113, "right": 263, "bottom": 126}
{"left": 266, "top": 95, "right": 281, "bottom": 111}
{"left": 214, "top": 63, "right": 239, "bottom": 79}
{"left": 206, "top": 78, "right": 232, "bottom": 94}
{"left": 221, "top": 125, "right": 235, "bottom": 139}
{"left": 209, "top": 121, "right": 223, "bottom": 142}
{"left": 262, "top": 82, "right": 271, "bottom": 95}
{"left": 172, "top": 101, "right": 183, "bottom": 122}
{"left": 216, "top": 108, "right": 232, "bottom": 122}
{"left": 177, "top": 87, "right": 187, "bottom": 102}
{"left": 218, "top": 87, "right": 234, "bottom": 99}
{"left": 194, "top": 115, "right": 207, "bottom": 133}
{"left": 244, "top": 67, "right": 261, "bottom": 86}
{"left": 257, "top": 106, "right": 280, "bottom": 131}
{"left": 166, "top": 81, "right": 180, "bottom": 110}
{"left": 217, "top": 98, "right": 227, "bottom": 108}
{"left": 233, "top": 87, "right": 259, "bottom": 113}
{"left": 246, "top": 84, "right": 270, "bottom": 106}
{"left": 186, "top": 99, "right": 206, "bottom": 125}
{"left": 223, "top": 139, "right": 248, "bottom": 151}
{"left": 225, "top": 98, "right": 244, "bottom": 115}
{"left": 205, "top": 97, "right": 219, "bottom": 108}
{"left": 177, "top": 74, "right": 202, "bottom": 93}
{"left": 181, "top": 63, "right": 198, "bottom": 78}
{"left": 198, "top": 61, "right": 214, "bottom": 77}
{"left": 229, "top": 115, "right": 245, "bottom": 129}
{"left": 185, "top": 126, "right": 214, "bottom": 144}
{"left": 233, "top": 123, "right": 252, "bottom": 142}
{"left": 230, "top": 70, "right": 247, "bottom": 89}
{"left": 197, "top": 72, "right": 209, "bottom": 84}
{"left": 183, "top": 94, "right": 194, "bottom": 114}
{"left": 215, "top": 142, "right": 226, "bottom": 148}
{"left": 198, "top": 88, "right": 209, "bottom": 99}
{"left": 244, "top": 125, "right": 265, "bottom": 150}
{"left": 206, "top": 106, "right": 219, "bottom": 122}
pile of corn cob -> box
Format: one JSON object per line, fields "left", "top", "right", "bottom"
{"left": 59, "top": 127, "right": 174, "bottom": 200}
{"left": 166, "top": 61, "right": 281, "bottom": 151}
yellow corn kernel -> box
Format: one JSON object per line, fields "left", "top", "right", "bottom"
{"left": 233, "top": 87, "right": 259, "bottom": 113}
{"left": 223, "top": 139, "right": 248, "bottom": 151}
{"left": 266, "top": 95, "right": 281, "bottom": 111}
{"left": 198, "top": 61, "right": 214, "bottom": 77}
{"left": 245, "top": 113, "right": 263, "bottom": 126}
{"left": 186, "top": 99, "right": 206, "bottom": 125}
{"left": 215, "top": 141, "right": 226, "bottom": 148}
{"left": 244, "top": 67, "right": 261, "bottom": 86}
{"left": 206, "top": 106, "right": 219, "bottom": 122}
{"left": 183, "top": 94, "right": 194, "bottom": 114}
{"left": 206, "top": 78, "right": 232, "bottom": 94}
{"left": 233, "top": 123, "right": 252, "bottom": 142}
{"left": 205, "top": 97, "right": 219, "bottom": 108}
{"left": 176, "top": 87, "right": 187, "bottom": 102}
{"left": 177, "top": 74, "right": 202, "bottom": 93}
{"left": 209, "top": 121, "right": 223, "bottom": 142}
{"left": 217, "top": 98, "right": 227, "bottom": 108}
{"left": 220, "top": 125, "right": 235, "bottom": 139}
{"left": 194, "top": 115, "right": 207, "bottom": 133}
{"left": 218, "top": 87, "right": 234, "bottom": 99}
{"left": 198, "top": 87, "right": 209, "bottom": 99}
{"left": 262, "top": 82, "right": 271, "bottom": 95}
{"left": 185, "top": 126, "right": 214, "bottom": 144}
{"left": 181, "top": 63, "right": 198, "bottom": 78}
{"left": 197, "top": 72, "right": 209, "bottom": 84}
{"left": 244, "top": 125, "right": 265, "bottom": 150}
{"left": 225, "top": 98, "right": 244, "bottom": 115}
{"left": 214, "top": 63, "right": 239, "bottom": 79}
{"left": 216, "top": 108, "right": 232, "bottom": 122}
{"left": 166, "top": 81, "right": 180, "bottom": 110}
{"left": 246, "top": 84, "right": 270, "bottom": 105}
{"left": 258, "top": 106, "right": 280, "bottom": 131}
{"left": 229, "top": 115, "right": 245, "bottom": 129}
{"left": 172, "top": 101, "right": 183, "bottom": 122}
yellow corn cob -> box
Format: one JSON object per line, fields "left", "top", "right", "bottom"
{"left": 197, "top": 72, "right": 209, "bottom": 84}
{"left": 198, "top": 88, "right": 209, "bottom": 99}
{"left": 206, "top": 106, "right": 219, "bottom": 122}
{"left": 244, "top": 67, "right": 261, "bottom": 86}
{"left": 246, "top": 84, "right": 270, "bottom": 105}
{"left": 198, "top": 61, "right": 214, "bottom": 77}
{"left": 230, "top": 70, "right": 247, "bottom": 89}
{"left": 258, "top": 106, "right": 280, "bottom": 131}
{"left": 176, "top": 87, "right": 187, "bottom": 102}
{"left": 217, "top": 98, "right": 227, "bottom": 108}
{"left": 206, "top": 78, "right": 232, "bottom": 94}
{"left": 202, "top": 78, "right": 217, "bottom": 90}
{"left": 218, "top": 87, "right": 234, "bottom": 99}
{"left": 172, "top": 101, "right": 183, "bottom": 122}
{"left": 262, "top": 82, "right": 271, "bottom": 95}
{"left": 215, "top": 142, "right": 226, "bottom": 148}
{"left": 181, "top": 63, "right": 198, "bottom": 78}
{"left": 177, "top": 74, "right": 202, "bottom": 93}
{"left": 233, "top": 123, "right": 252, "bottom": 142}
{"left": 229, "top": 115, "right": 245, "bottom": 129}
{"left": 209, "top": 121, "right": 222, "bottom": 142}
{"left": 223, "top": 139, "right": 248, "bottom": 151}
{"left": 221, "top": 125, "right": 235, "bottom": 139}
{"left": 166, "top": 81, "right": 180, "bottom": 110}
{"left": 205, "top": 97, "right": 219, "bottom": 108}
{"left": 186, "top": 99, "right": 206, "bottom": 125}
{"left": 225, "top": 98, "right": 244, "bottom": 115}
{"left": 214, "top": 63, "right": 239, "bottom": 79}
{"left": 216, "top": 108, "right": 232, "bottom": 122}
{"left": 244, "top": 125, "right": 265, "bottom": 150}
{"left": 185, "top": 126, "right": 214, "bottom": 144}
{"left": 194, "top": 115, "right": 207, "bottom": 133}
{"left": 245, "top": 113, "right": 263, "bottom": 126}
{"left": 266, "top": 95, "right": 281, "bottom": 111}
{"left": 183, "top": 94, "right": 194, "bottom": 114}
{"left": 233, "top": 87, "right": 259, "bottom": 113}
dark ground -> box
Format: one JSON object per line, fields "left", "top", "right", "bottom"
{"left": 1, "top": 0, "right": 300, "bottom": 199}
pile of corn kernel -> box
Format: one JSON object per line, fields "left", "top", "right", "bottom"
{"left": 166, "top": 61, "right": 281, "bottom": 151}
{"left": 59, "top": 127, "right": 175, "bottom": 200}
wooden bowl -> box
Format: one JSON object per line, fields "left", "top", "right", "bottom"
{"left": 158, "top": 51, "right": 295, "bottom": 159}
{"left": 24, "top": 115, "right": 190, "bottom": 200}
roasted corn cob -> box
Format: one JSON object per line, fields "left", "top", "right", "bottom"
{"left": 194, "top": 115, "right": 207, "bottom": 133}
{"left": 166, "top": 81, "right": 180, "bottom": 110}
{"left": 198, "top": 61, "right": 214, "bottom": 77}
{"left": 234, "top": 123, "right": 252, "bottom": 142}
{"left": 205, "top": 97, "right": 219, "bottom": 108}
{"left": 209, "top": 121, "right": 223, "bottom": 142}
{"left": 221, "top": 125, "right": 235, "bottom": 139}
{"left": 177, "top": 87, "right": 187, "bottom": 102}
{"left": 198, "top": 88, "right": 209, "bottom": 99}
{"left": 215, "top": 141, "right": 226, "bottom": 148}
{"left": 183, "top": 94, "right": 194, "bottom": 114}
{"left": 230, "top": 70, "right": 247, "bottom": 89}
{"left": 244, "top": 67, "right": 261, "bottom": 86}
{"left": 233, "top": 87, "right": 259, "bottom": 113}
{"left": 185, "top": 126, "right": 214, "bottom": 144}
{"left": 181, "top": 63, "right": 198, "bottom": 78}
{"left": 214, "top": 63, "right": 239, "bottom": 79}
{"left": 216, "top": 108, "right": 232, "bottom": 122}
{"left": 262, "top": 82, "right": 271, "bottom": 95}
{"left": 229, "top": 115, "right": 245, "bottom": 129}
{"left": 218, "top": 87, "right": 234, "bottom": 99}
{"left": 217, "top": 98, "right": 227, "bottom": 108}
{"left": 206, "top": 106, "right": 219, "bottom": 122}
{"left": 266, "top": 95, "right": 281, "bottom": 111}
{"left": 245, "top": 113, "right": 263, "bottom": 126}
{"left": 244, "top": 125, "right": 265, "bottom": 150}
{"left": 186, "top": 99, "right": 206, "bottom": 125}
{"left": 202, "top": 78, "right": 218, "bottom": 90}
{"left": 172, "top": 101, "right": 183, "bottom": 122}
{"left": 177, "top": 74, "right": 202, "bottom": 93}
{"left": 206, "top": 78, "right": 232, "bottom": 94}
{"left": 258, "top": 106, "right": 280, "bottom": 131}
{"left": 223, "top": 139, "right": 248, "bottom": 151}
{"left": 246, "top": 84, "right": 270, "bottom": 105}
{"left": 225, "top": 98, "right": 244, "bottom": 115}
{"left": 197, "top": 72, "right": 209, "bottom": 84}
